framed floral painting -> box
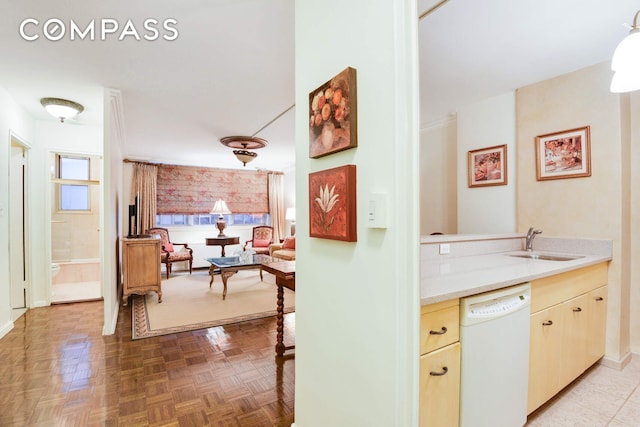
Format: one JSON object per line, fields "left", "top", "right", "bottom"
{"left": 309, "top": 165, "right": 357, "bottom": 242}
{"left": 308, "top": 67, "right": 357, "bottom": 158}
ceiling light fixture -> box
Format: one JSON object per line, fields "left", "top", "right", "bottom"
{"left": 611, "top": 10, "right": 640, "bottom": 93}
{"left": 220, "top": 136, "right": 268, "bottom": 166}
{"left": 40, "top": 97, "right": 84, "bottom": 123}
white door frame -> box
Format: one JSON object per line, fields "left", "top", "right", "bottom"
{"left": 9, "top": 131, "right": 31, "bottom": 310}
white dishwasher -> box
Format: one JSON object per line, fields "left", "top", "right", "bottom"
{"left": 459, "top": 282, "right": 531, "bottom": 427}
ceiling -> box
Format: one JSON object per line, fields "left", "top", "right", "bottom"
{"left": 0, "top": 1, "right": 638, "bottom": 171}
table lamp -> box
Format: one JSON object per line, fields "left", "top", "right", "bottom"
{"left": 210, "top": 199, "right": 232, "bottom": 237}
{"left": 285, "top": 207, "right": 296, "bottom": 236}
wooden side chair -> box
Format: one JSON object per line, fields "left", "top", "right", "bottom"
{"left": 146, "top": 227, "right": 193, "bottom": 279}
{"left": 243, "top": 226, "right": 274, "bottom": 255}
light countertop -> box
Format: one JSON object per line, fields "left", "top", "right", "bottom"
{"left": 420, "top": 236, "right": 612, "bottom": 306}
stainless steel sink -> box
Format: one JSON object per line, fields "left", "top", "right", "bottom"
{"left": 508, "top": 253, "right": 584, "bottom": 261}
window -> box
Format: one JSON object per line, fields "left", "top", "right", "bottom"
{"left": 57, "top": 155, "right": 91, "bottom": 211}
{"left": 156, "top": 213, "right": 270, "bottom": 227}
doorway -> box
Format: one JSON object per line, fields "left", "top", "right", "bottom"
{"left": 50, "top": 152, "right": 102, "bottom": 303}
{"left": 9, "top": 134, "right": 30, "bottom": 320}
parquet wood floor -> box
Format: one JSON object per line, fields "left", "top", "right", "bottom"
{"left": 0, "top": 301, "right": 295, "bottom": 426}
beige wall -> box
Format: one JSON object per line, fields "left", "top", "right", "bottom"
{"left": 458, "top": 91, "right": 518, "bottom": 233}
{"left": 630, "top": 93, "right": 640, "bottom": 354}
{"left": 516, "top": 61, "right": 631, "bottom": 362}
{"left": 420, "top": 118, "right": 457, "bottom": 235}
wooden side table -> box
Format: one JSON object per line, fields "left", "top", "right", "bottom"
{"left": 205, "top": 236, "right": 240, "bottom": 256}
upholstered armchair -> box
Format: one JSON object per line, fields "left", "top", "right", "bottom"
{"left": 269, "top": 236, "right": 296, "bottom": 261}
{"left": 243, "top": 226, "right": 274, "bottom": 255}
{"left": 146, "top": 227, "right": 193, "bottom": 279}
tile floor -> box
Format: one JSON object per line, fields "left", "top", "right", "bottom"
{"left": 51, "top": 280, "right": 102, "bottom": 303}
{"left": 526, "top": 355, "right": 640, "bottom": 426}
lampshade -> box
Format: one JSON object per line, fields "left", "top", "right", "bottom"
{"left": 40, "top": 97, "right": 84, "bottom": 123}
{"left": 233, "top": 149, "right": 258, "bottom": 166}
{"left": 611, "top": 11, "right": 640, "bottom": 93}
{"left": 210, "top": 199, "right": 231, "bottom": 215}
{"left": 210, "top": 199, "right": 231, "bottom": 237}
{"left": 285, "top": 207, "right": 296, "bottom": 236}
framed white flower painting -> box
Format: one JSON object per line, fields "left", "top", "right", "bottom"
{"left": 309, "top": 165, "right": 357, "bottom": 242}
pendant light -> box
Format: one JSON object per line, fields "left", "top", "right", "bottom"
{"left": 220, "top": 136, "right": 268, "bottom": 166}
{"left": 611, "top": 10, "right": 640, "bottom": 93}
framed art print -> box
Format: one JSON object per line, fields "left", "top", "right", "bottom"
{"left": 309, "top": 164, "right": 356, "bottom": 242}
{"left": 309, "top": 67, "right": 357, "bottom": 158}
{"left": 468, "top": 144, "right": 508, "bottom": 188}
{"left": 535, "top": 126, "right": 591, "bottom": 181}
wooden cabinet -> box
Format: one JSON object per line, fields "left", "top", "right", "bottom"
{"left": 419, "top": 299, "right": 460, "bottom": 427}
{"left": 122, "top": 237, "right": 162, "bottom": 305}
{"left": 527, "top": 263, "right": 608, "bottom": 414}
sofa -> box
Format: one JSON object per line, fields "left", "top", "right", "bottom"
{"left": 269, "top": 236, "right": 296, "bottom": 261}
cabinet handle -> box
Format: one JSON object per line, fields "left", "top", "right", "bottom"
{"left": 573, "top": 307, "right": 582, "bottom": 312}
{"left": 430, "top": 366, "right": 448, "bottom": 376}
{"left": 542, "top": 320, "right": 553, "bottom": 326}
{"left": 429, "top": 326, "right": 447, "bottom": 335}
{"left": 595, "top": 297, "right": 604, "bottom": 301}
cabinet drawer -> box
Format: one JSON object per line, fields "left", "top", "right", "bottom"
{"left": 420, "top": 342, "right": 461, "bottom": 427}
{"left": 420, "top": 302, "right": 459, "bottom": 354}
{"left": 530, "top": 263, "right": 607, "bottom": 313}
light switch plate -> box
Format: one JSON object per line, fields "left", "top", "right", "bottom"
{"left": 367, "top": 192, "right": 387, "bottom": 228}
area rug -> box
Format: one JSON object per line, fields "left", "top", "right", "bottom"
{"left": 131, "top": 269, "right": 295, "bottom": 339}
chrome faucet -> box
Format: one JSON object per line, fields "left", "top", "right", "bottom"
{"left": 525, "top": 227, "right": 542, "bottom": 251}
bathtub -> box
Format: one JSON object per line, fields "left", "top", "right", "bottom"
{"left": 52, "top": 259, "right": 100, "bottom": 285}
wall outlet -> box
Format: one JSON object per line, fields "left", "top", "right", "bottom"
{"left": 439, "top": 243, "right": 450, "bottom": 255}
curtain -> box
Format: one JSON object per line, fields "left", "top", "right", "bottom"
{"left": 131, "top": 163, "right": 158, "bottom": 234}
{"left": 269, "top": 173, "right": 285, "bottom": 242}
{"left": 156, "top": 164, "right": 268, "bottom": 214}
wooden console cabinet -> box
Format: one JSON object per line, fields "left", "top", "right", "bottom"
{"left": 122, "top": 237, "right": 162, "bottom": 305}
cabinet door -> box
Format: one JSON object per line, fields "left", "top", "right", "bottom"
{"left": 125, "top": 240, "right": 160, "bottom": 288}
{"left": 420, "top": 342, "right": 460, "bottom": 427}
{"left": 528, "top": 304, "right": 564, "bottom": 414}
{"left": 560, "top": 293, "right": 590, "bottom": 386}
{"left": 587, "top": 285, "right": 607, "bottom": 365}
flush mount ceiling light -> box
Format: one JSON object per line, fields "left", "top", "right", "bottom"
{"left": 611, "top": 10, "right": 640, "bottom": 93}
{"left": 40, "top": 97, "right": 84, "bottom": 123}
{"left": 220, "top": 136, "right": 268, "bottom": 166}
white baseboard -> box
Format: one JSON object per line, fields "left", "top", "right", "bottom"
{"left": 103, "top": 301, "right": 120, "bottom": 335}
{"left": 33, "top": 300, "right": 48, "bottom": 308}
{"left": 601, "top": 352, "right": 634, "bottom": 370}
{"left": 0, "top": 320, "right": 14, "bottom": 340}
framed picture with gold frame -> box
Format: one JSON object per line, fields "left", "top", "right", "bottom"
{"left": 467, "top": 144, "right": 508, "bottom": 188}
{"left": 535, "top": 126, "right": 591, "bottom": 181}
